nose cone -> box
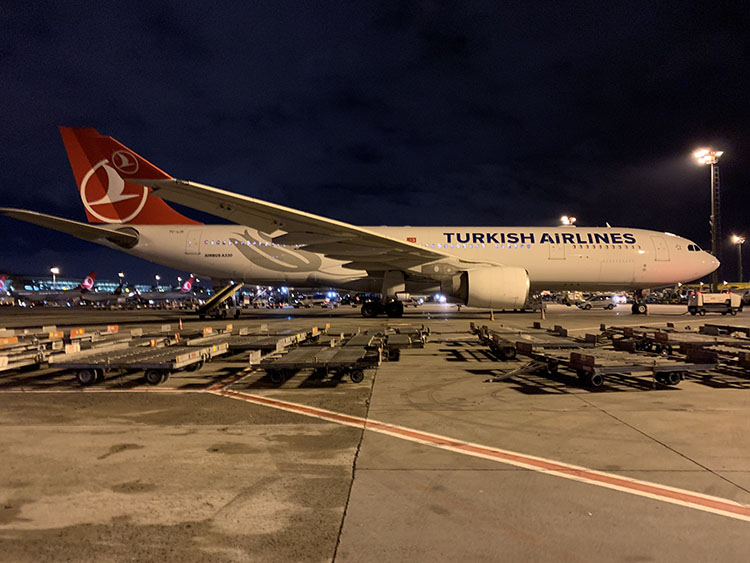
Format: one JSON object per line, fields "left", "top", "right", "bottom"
{"left": 701, "top": 252, "right": 720, "bottom": 276}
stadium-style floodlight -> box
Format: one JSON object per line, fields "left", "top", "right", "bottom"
{"left": 692, "top": 148, "right": 723, "bottom": 165}
{"left": 693, "top": 147, "right": 724, "bottom": 291}
{"left": 732, "top": 234, "right": 745, "bottom": 283}
{"left": 50, "top": 267, "right": 60, "bottom": 286}
{"left": 561, "top": 215, "right": 576, "bottom": 226}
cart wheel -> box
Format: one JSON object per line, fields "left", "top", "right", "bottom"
{"left": 76, "top": 369, "right": 97, "bottom": 386}
{"left": 699, "top": 310, "right": 706, "bottom": 316}
{"left": 185, "top": 359, "right": 205, "bottom": 372}
{"left": 95, "top": 369, "right": 105, "bottom": 382}
{"left": 655, "top": 373, "right": 666, "bottom": 384}
{"left": 730, "top": 309, "right": 737, "bottom": 316}
{"left": 268, "top": 370, "right": 284, "bottom": 384}
{"left": 587, "top": 373, "right": 604, "bottom": 388}
{"left": 160, "top": 372, "right": 170, "bottom": 384}
{"left": 387, "top": 348, "right": 401, "bottom": 361}
{"left": 144, "top": 369, "right": 164, "bottom": 386}
{"left": 666, "top": 372, "right": 682, "bottom": 385}
{"left": 500, "top": 347, "right": 516, "bottom": 361}
{"left": 547, "top": 360, "right": 559, "bottom": 375}
{"left": 349, "top": 369, "right": 365, "bottom": 383}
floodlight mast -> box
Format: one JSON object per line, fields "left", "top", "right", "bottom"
{"left": 732, "top": 235, "right": 745, "bottom": 283}
{"left": 693, "top": 148, "right": 724, "bottom": 291}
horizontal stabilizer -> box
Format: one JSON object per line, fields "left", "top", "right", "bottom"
{"left": 0, "top": 208, "right": 139, "bottom": 248}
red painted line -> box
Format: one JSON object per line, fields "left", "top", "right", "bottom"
{"left": 213, "top": 389, "right": 750, "bottom": 522}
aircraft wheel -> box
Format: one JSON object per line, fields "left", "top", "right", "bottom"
{"left": 632, "top": 303, "right": 647, "bottom": 315}
{"left": 385, "top": 301, "right": 404, "bottom": 318}
{"left": 76, "top": 369, "right": 97, "bottom": 386}
{"left": 144, "top": 369, "right": 165, "bottom": 386}
{"left": 361, "top": 302, "right": 382, "bottom": 318}
{"left": 349, "top": 369, "right": 365, "bottom": 383}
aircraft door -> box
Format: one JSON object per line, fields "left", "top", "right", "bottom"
{"left": 651, "top": 236, "right": 670, "bottom": 261}
{"left": 548, "top": 243, "right": 565, "bottom": 260}
{"left": 185, "top": 230, "right": 202, "bottom": 255}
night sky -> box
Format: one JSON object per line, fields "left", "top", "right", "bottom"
{"left": 1, "top": 2, "right": 749, "bottom": 285}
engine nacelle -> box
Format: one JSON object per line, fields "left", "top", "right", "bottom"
{"left": 452, "top": 267, "right": 530, "bottom": 309}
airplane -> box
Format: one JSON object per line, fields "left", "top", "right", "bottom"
{"left": 79, "top": 283, "right": 128, "bottom": 307}
{"left": 133, "top": 275, "right": 196, "bottom": 304}
{"left": 0, "top": 127, "right": 719, "bottom": 317}
{"left": 10, "top": 271, "right": 97, "bottom": 306}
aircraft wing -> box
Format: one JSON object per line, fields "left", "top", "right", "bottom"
{"left": 0, "top": 208, "right": 138, "bottom": 248}
{"left": 143, "top": 179, "right": 500, "bottom": 274}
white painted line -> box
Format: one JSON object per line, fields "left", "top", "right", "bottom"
{"left": 214, "top": 389, "right": 750, "bottom": 523}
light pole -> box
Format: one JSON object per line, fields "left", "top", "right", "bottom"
{"left": 693, "top": 148, "right": 724, "bottom": 291}
{"left": 732, "top": 235, "right": 744, "bottom": 283}
{"left": 50, "top": 267, "right": 59, "bottom": 288}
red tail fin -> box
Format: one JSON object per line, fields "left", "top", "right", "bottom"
{"left": 59, "top": 127, "right": 200, "bottom": 225}
{"left": 180, "top": 276, "right": 195, "bottom": 292}
{"left": 79, "top": 271, "right": 96, "bottom": 290}
{"left": 0, "top": 276, "right": 6, "bottom": 292}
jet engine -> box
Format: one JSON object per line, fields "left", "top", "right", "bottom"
{"left": 443, "top": 266, "right": 530, "bottom": 309}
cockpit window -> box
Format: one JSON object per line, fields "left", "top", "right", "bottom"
{"left": 687, "top": 244, "right": 702, "bottom": 252}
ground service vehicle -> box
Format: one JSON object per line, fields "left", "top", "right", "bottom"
{"left": 687, "top": 292, "right": 742, "bottom": 316}
{"left": 577, "top": 295, "right": 616, "bottom": 310}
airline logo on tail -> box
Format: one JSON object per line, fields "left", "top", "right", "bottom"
{"left": 59, "top": 127, "right": 201, "bottom": 226}
{"left": 0, "top": 276, "right": 6, "bottom": 292}
{"left": 80, "top": 160, "right": 148, "bottom": 223}
{"left": 80, "top": 272, "right": 97, "bottom": 291}
{"left": 181, "top": 276, "right": 195, "bottom": 292}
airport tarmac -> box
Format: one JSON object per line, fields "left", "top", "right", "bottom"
{"left": 1, "top": 303, "right": 750, "bottom": 562}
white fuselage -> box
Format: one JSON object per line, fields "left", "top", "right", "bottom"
{"left": 111, "top": 225, "right": 718, "bottom": 291}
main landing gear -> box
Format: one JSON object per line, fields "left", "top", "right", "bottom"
{"left": 361, "top": 300, "right": 404, "bottom": 318}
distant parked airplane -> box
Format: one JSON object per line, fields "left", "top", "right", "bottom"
{"left": 11, "top": 271, "right": 96, "bottom": 306}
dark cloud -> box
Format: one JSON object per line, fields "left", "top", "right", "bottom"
{"left": 1, "top": 1, "right": 748, "bottom": 282}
